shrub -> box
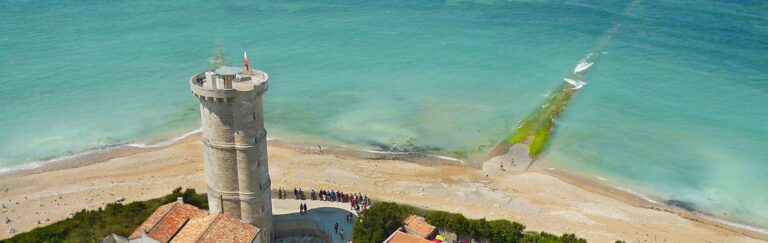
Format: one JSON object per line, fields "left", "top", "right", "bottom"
{"left": 351, "top": 202, "right": 416, "bottom": 243}
{"left": 2, "top": 188, "right": 206, "bottom": 243}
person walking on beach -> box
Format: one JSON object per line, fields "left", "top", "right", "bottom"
{"left": 294, "top": 188, "right": 299, "bottom": 200}
{"left": 500, "top": 161, "right": 505, "bottom": 171}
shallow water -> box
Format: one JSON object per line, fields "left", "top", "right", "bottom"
{"left": 1, "top": 0, "right": 766, "bottom": 227}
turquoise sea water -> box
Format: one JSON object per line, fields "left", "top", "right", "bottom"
{"left": 1, "top": 0, "right": 766, "bottom": 228}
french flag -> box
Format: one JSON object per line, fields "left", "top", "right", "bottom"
{"left": 243, "top": 49, "right": 250, "bottom": 71}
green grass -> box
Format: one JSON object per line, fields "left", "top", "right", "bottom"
{"left": 1, "top": 188, "right": 207, "bottom": 243}
{"left": 507, "top": 121, "right": 533, "bottom": 144}
{"left": 529, "top": 124, "right": 553, "bottom": 156}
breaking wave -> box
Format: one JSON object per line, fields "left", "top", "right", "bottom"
{"left": 573, "top": 54, "right": 595, "bottom": 73}
{"left": 127, "top": 128, "right": 202, "bottom": 148}
{"left": 564, "top": 78, "right": 587, "bottom": 89}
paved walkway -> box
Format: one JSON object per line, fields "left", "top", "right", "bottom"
{"left": 273, "top": 199, "right": 357, "bottom": 243}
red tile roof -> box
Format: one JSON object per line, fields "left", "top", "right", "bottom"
{"left": 171, "top": 213, "right": 260, "bottom": 243}
{"left": 384, "top": 231, "right": 434, "bottom": 243}
{"left": 403, "top": 215, "right": 436, "bottom": 238}
{"left": 128, "top": 201, "right": 208, "bottom": 242}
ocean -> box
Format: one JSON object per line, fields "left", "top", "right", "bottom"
{"left": 1, "top": 0, "right": 766, "bottom": 229}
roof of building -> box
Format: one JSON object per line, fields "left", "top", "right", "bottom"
{"left": 215, "top": 66, "right": 244, "bottom": 76}
{"left": 171, "top": 213, "right": 260, "bottom": 243}
{"left": 102, "top": 233, "right": 128, "bottom": 243}
{"left": 403, "top": 215, "right": 436, "bottom": 238}
{"left": 384, "top": 231, "right": 435, "bottom": 243}
{"left": 128, "top": 201, "right": 208, "bottom": 242}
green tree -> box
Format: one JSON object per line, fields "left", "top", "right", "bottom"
{"left": 351, "top": 202, "right": 415, "bottom": 243}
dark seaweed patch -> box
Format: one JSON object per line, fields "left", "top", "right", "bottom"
{"left": 666, "top": 199, "right": 697, "bottom": 212}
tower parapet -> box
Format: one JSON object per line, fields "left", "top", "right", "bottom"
{"left": 190, "top": 67, "right": 269, "bottom": 99}
{"left": 190, "top": 66, "right": 273, "bottom": 242}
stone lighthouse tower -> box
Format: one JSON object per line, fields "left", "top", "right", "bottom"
{"left": 189, "top": 65, "right": 273, "bottom": 241}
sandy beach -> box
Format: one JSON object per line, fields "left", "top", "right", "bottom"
{"left": 0, "top": 134, "right": 765, "bottom": 242}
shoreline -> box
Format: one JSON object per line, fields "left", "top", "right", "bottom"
{"left": 535, "top": 167, "right": 768, "bottom": 239}
{"left": 0, "top": 132, "right": 766, "bottom": 241}
{"left": 0, "top": 128, "right": 204, "bottom": 176}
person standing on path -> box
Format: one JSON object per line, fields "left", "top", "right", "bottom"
{"left": 334, "top": 222, "right": 339, "bottom": 233}
{"left": 339, "top": 228, "right": 344, "bottom": 240}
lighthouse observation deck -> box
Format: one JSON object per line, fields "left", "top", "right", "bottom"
{"left": 190, "top": 66, "right": 269, "bottom": 100}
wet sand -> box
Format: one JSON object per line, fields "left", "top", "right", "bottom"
{"left": 0, "top": 134, "right": 765, "bottom": 242}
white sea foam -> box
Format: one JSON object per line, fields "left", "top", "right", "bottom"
{"left": 361, "top": 149, "right": 465, "bottom": 164}
{"left": 573, "top": 53, "right": 595, "bottom": 73}
{"left": 563, "top": 78, "right": 587, "bottom": 89}
{"left": 127, "top": 128, "right": 202, "bottom": 148}
{"left": 362, "top": 149, "right": 409, "bottom": 155}
{"left": 2, "top": 128, "right": 205, "bottom": 175}
{"left": 0, "top": 146, "right": 115, "bottom": 176}
{"left": 573, "top": 60, "right": 594, "bottom": 73}
{"left": 596, "top": 176, "right": 607, "bottom": 181}
{"left": 615, "top": 187, "right": 658, "bottom": 204}
{"left": 0, "top": 162, "right": 43, "bottom": 175}
{"left": 426, "top": 154, "right": 465, "bottom": 163}
{"left": 706, "top": 216, "right": 768, "bottom": 235}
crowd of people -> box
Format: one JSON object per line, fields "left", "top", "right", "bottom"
{"left": 276, "top": 187, "right": 372, "bottom": 214}
{"left": 276, "top": 187, "right": 371, "bottom": 241}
